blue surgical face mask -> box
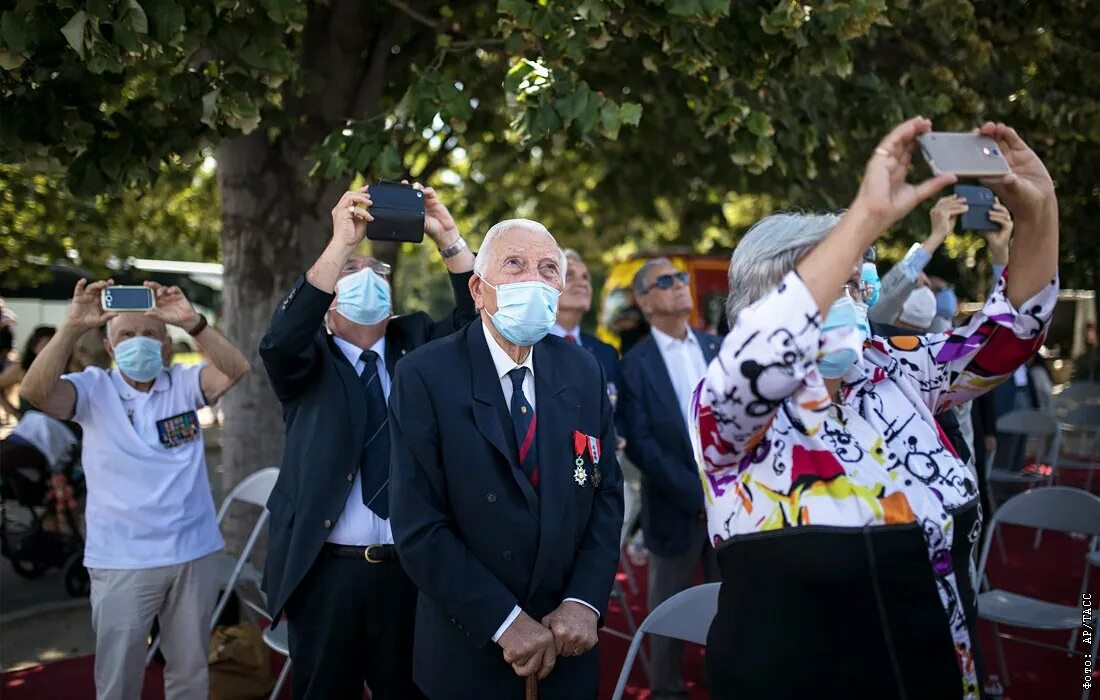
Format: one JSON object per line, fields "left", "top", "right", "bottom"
{"left": 861, "top": 262, "right": 881, "bottom": 307}
{"left": 113, "top": 336, "right": 165, "bottom": 382}
{"left": 819, "top": 295, "right": 867, "bottom": 379}
{"left": 935, "top": 287, "right": 957, "bottom": 320}
{"left": 335, "top": 267, "right": 391, "bottom": 326}
{"left": 479, "top": 275, "right": 560, "bottom": 347}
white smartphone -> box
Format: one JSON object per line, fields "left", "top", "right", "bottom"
{"left": 917, "top": 132, "right": 1012, "bottom": 178}
{"left": 101, "top": 285, "right": 155, "bottom": 311}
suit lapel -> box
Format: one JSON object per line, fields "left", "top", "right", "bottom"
{"left": 643, "top": 335, "right": 693, "bottom": 450}
{"left": 694, "top": 329, "right": 719, "bottom": 364}
{"left": 466, "top": 324, "right": 538, "bottom": 519}
{"left": 527, "top": 340, "right": 578, "bottom": 597}
{"left": 383, "top": 323, "right": 404, "bottom": 376}
{"left": 326, "top": 334, "right": 367, "bottom": 452}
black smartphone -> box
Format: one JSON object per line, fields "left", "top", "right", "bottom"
{"left": 365, "top": 181, "right": 425, "bottom": 243}
{"left": 101, "top": 285, "right": 155, "bottom": 311}
{"left": 953, "top": 184, "right": 997, "bottom": 232}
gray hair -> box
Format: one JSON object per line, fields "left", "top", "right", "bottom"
{"left": 562, "top": 248, "right": 584, "bottom": 264}
{"left": 473, "top": 218, "right": 567, "bottom": 279}
{"left": 724, "top": 213, "right": 842, "bottom": 324}
{"left": 632, "top": 257, "right": 673, "bottom": 297}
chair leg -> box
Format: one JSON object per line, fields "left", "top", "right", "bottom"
{"left": 615, "top": 583, "right": 651, "bottom": 683}
{"left": 620, "top": 551, "right": 638, "bottom": 596}
{"left": 992, "top": 623, "right": 1010, "bottom": 687}
{"left": 270, "top": 658, "right": 291, "bottom": 700}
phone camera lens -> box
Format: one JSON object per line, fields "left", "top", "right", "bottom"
{"left": 991, "top": 147, "right": 999, "bottom": 155}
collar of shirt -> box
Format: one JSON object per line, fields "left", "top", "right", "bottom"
{"left": 481, "top": 320, "right": 535, "bottom": 383}
{"left": 649, "top": 324, "right": 698, "bottom": 352}
{"left": 110, "top": 367, "right": 171, "bottom": 400}
{"left": 550, "top": 323, "right": 582, "bottom": 344}
{"left": 332, "top": 334, "right": 386, "bottom": 374}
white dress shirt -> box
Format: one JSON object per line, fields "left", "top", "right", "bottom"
{"left": 327, "top": 334, "right": 394, "bottom": 547}
{"left": 479, "top": 322, "right": 598, "bottom": 641}
{"left": 549, "top": 323, "right": 582, "bottom": 344}
{"left": 650, "top": 325, "right": 709, "bottom": 434}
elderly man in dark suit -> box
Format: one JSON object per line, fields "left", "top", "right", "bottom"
{"left": 550, "top": 249, "right": 621, "bottom": 401}
{"left": 259, "top": 183, "right": 476, "bottom": 699}
{"left": 389, "top": 220, "right": 624, "bottom": 699}
{"left": 620, "top": 257, "right": 720, "bottom": 700}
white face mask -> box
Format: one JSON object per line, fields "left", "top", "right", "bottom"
{"left": 335, "top": 267, "right": 392, "bottom": 326}
{"left": 478, "top": 275, "right": 561, "bottom": 347}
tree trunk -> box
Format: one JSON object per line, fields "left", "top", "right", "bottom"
{"left": 215, "top": 131, "right": 341, "bottom": 551}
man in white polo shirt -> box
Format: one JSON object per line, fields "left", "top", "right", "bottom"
{"left": 21, "top": 278, "right": 251, "bottom": 700}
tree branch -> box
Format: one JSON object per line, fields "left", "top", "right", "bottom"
{"left": 413, "top": 133, "right": 458, "bottom": 182}
{"left": 385, "top": 0, "right": 442, "bottom": 30}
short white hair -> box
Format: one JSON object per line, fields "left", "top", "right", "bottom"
{"left": 473, "top": 218, "right": 568, "bottom": 279}
{"left": 562, "top": 248, "right": 584, "bottom": 264}
{"left": 725, "top": 212, "right": 842, "bottom": 324}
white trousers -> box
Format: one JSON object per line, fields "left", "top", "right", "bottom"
{"left": 89, "top": 553, "right": 219, "bottom": 700}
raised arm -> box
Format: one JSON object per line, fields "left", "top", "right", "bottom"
{"left": 21, "top": 280, "right": 118, "bottom": 418}
{"left": 419, "top": 184, "right": 477, "bottom": 334}
{"left": 142, "top": 282, "right": 250, "bottom": 404}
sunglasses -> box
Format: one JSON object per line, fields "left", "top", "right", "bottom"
{"left": 646, "top": 271, "right": 690, "bottom": 292}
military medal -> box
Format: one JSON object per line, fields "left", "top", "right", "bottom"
{"left": 572, "top": 431, "right": 588, "bottom": 486}
{"left": 587, "top": 435, "right": 602, "bottom": 487}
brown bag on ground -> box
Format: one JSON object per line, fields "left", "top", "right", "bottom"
{"left": 208, "top": 622, "right": 276, "bottom": 700}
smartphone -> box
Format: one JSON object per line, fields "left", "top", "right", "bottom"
{"left": 101, "top": 285, "right": 155, "bottom": 311}
{"left": 918, "top": 132, "right": 1012, "bottom": 178}
{"left": 365, "top": 181, "right": 425, "bottom": 244}
{"left": 954, "top": 184, "right": 998, "bottom": 232}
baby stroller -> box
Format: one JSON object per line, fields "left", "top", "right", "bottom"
{"left": 0, "top": 440, "right": 90, "bottom": 597}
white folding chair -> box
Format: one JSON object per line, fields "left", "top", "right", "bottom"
{"left": 976, "top": 486, "right": 1100, "bottom": 700}
{"left": 146, "top": 467, "right": 279, "bottom": 665}
{"left": 1055, "top": 405, "right": 1100, "bottom": 492}
{"left": 987, "top": 409, "right": 1060, "bottom": 556}
{"left": 262, "top": 622, "right": 291, "bottom": 700}
{"left": 1052, "top": 380, "right": 1100, "bottom": 418}
{"left": 610, "top": 582, "right": 720, "bottom": 700}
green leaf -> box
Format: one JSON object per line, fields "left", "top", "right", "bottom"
{"left": 127, "top": 1, "right": 149, "bottom": 34}
{"left": 61, "top": 11, "right": 88, "bottom": 58}
{"left": 0, "top": 48, "right": 26, "bottom": 70}
{"left": 375, "top": 144, "right": 402, "bottom": 178}
{"left": 619, "top": 101, "right": 642, "bottom": 126}
{"left": 1, "top": 11, "right": 28, "bottom": 53}
{"left": 143, "top": 0, "right": 185, "bottom": 42}
{"left": 745, "top": 111, "right": 774, "bottom": 137}
{"left": 200, "top": 89, "right": 219, "bottom": 129}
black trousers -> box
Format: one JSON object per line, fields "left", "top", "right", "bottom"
{"left": 285, "top": 549, "right": 424, "bottom": 700}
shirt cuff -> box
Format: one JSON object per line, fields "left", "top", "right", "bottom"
{"left": 902, "top": 244, "right": 932, "bottom": 281}
{"left": 491, "top": 605, "right": 522, "bottom": 643}
{"left": 564, "top": 598, "right": 600, "bottom": 617}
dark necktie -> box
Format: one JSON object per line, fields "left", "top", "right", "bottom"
{"left": 507, "top": 367, "right": 539, "bottom": 488}
{"left": 358, "top": 350, "right": 390, "bottom": 518}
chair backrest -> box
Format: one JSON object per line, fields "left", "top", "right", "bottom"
{"left": 639, "top": 582, "right": 721, "bottom": 645}
{"left": 995, "top": 408, "right": 1059, "bottom": 437}
{"left": 977, "top": 487, "right": 1100, "bottom": 585}
{"left": 215, "top": 467, "right": 280, "bottom": 522}
{"left": 1057, "top": 381, "right": 1100, "bottom": 402}
{"left": 1063, "top": 405, "right": 1100, "bottom": 430}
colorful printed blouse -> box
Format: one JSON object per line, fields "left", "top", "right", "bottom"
{"left": 691, "top": 269, "right": 1058, "bottom": 700}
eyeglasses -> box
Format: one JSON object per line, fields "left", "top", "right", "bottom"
{"left": 344, "top": 260, "right": 392, "bottom": 277}
{"left": 646, "top": 271, "right": 690, "bottom": 292}
{"left": 843, "top": 280, "right": 876, "bottom": 303}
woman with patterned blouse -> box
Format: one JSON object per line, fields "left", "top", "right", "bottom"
{"left": 692, "top": 118, "right": 1059, "bottom": 700}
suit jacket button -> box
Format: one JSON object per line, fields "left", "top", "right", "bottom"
{"left": 502, "top": 550, "right": 512, "bottom": 561}
{"left": 486, "top": 492, "right": 498, "bottom": 503}
{"left": 323, "top": 519, "right": 333, "bottom": 529}
{"left": 347, "top": 473, "right": 354, "bottom": 482}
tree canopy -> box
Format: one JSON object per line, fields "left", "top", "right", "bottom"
{"left": 2, "top": 1, "right": 1097, "bottom": 299}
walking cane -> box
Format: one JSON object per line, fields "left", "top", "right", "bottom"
{"left": 525, "top": 676, "right": 538, "bottom": 700}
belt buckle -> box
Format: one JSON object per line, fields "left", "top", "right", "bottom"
{"left": 364, "top": 545, "right": 383, "bottom": 564}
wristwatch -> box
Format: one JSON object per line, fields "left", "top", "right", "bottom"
{"left": 186, "top": 314, "right": 208, "bottom": 337}
{"left": 439, "top": 237, "right": 468, "bottom": 260}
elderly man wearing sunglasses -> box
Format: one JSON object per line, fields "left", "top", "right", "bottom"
{"left": 618, "top": 258, "right": 720, "bottom": 700}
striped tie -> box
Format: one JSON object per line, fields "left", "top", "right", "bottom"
{"left": 507, "top": 367, "right": 538, "bottom": 488}
{"left": 358, "top": 350, "right": 390, "bottom": 518}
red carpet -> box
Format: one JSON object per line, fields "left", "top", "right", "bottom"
{"left": 3, "top": 473, "right": 1095, "bottom": 699}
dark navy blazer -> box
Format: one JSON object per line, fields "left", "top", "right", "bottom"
{"left": 620, "top": 329, "right": 719, "bottom": 558}
{"left": 257, "top": 272, "right": 476, "bottom": 623}
{"left": 389, "top": 323, "right": 624, "bottom": 700}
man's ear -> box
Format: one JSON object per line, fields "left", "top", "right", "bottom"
{"left": 469, "top": 275, "right": 484, "bottom": 312}
{"left": 102, "top": 337, "right": 114, "bottom": 361}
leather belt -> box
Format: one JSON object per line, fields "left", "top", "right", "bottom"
{"left": 322, "top": 543, "right": 398, "bottom": 563}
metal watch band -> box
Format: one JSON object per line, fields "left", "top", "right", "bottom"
{"left": 439, "top": 237, "right": 468, "bottom": 259}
